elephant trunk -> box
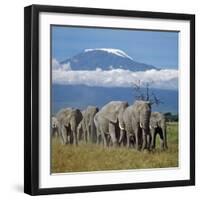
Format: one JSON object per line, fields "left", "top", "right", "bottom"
{"left": 150, "top": 127, "right": 156, "bottom": 149}
{"left": 140, "top": 112, "right": 151, "bottom": 150}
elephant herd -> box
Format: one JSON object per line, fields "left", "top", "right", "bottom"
{"left": 52, "top": 100, "right": 168, "bottom": 151}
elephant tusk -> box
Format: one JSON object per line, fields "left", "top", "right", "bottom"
{"left": 140, "top": 123, "right": 143, "bottom": 128}
{"left": 119, "top": 123, "right": 125, "bottom": 130}
{"left": 150, "top": 125, "right": 152, "bottom": 129}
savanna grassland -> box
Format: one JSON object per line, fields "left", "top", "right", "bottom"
{"left": 51, "top": 122, "right": 178, "bottom": 173}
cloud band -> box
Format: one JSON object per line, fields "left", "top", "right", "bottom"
{"left": 52, "top": 68, "right": 178, "bottom": 90}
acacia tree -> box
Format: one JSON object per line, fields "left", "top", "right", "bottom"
{"left": 132, "top": 80, "right": 163, "bottom": 105}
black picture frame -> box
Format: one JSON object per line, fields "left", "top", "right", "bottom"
{"left": 24, "top": 4, "right": 195, "bottom": 196}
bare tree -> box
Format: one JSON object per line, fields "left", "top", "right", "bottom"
{"left": 132, "top": 81, "right": 163, "bottom": 105}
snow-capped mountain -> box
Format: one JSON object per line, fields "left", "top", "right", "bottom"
{"left": 52, "top": 48, "right": 178, "bottom": 114}
{"left": 60, "top": 48, "right": 157, "bottom": 71}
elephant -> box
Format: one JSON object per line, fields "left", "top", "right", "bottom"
{"left": 120, "top": 100, "right": 151, "bottom": 150}
{"left": 94, "top": 101, "right": 129, "bottom": 147}
{"left": 56, "top": 108, "right": 83, "bottom": 145}
{"left": 77, "top": 106, "right": 99, "bottom": 143}
{"left": 150, "top": 112, "right": 168, "bottom": 150}
{"left": 51, "top": 116, "right": 59, "bottom": 137}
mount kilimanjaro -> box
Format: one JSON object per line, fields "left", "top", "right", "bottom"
{"left": 52, "top": 48, "right": 178, "bottom": 114}
{"left": 60, "top": 48, "right": 157, "bottom": 71}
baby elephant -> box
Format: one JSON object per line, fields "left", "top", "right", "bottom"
{"left": 150, "top": 112, "right": 168, "bottom": 150}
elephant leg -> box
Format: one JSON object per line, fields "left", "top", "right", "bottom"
{"left": 147, "top": 133, "right": 152, "bottom": 150}
{"left": 141, "top": 129, "right": 147, "bottom": 150}
{"left": 118, "top": 129, "right": 125, "bottom": 146}
{"left": 99, "top": 127, "right": 107, "bottom": 147}
{"left": 109, "top": 122, "right": 118, "bottom": 147}
{"left": 102, "top": 133, "right": 107, "bottom": 147}
{"left": 110, "top": 132, "right": 117, "bottom": 147}
{"left": 60, "top": 126, "right": 67, "bottom": 145}
{"left": 52, "top": 128, "right": 58, "bottom": 138}
{"left": 83, "top": 132, "right": 86, "bottom": 143}
{"left": 163, "top": 126, "right": 168, "bottom": 149}
{"left": 151, "top": 129, "right": 156, "bottom": 149}
{"left": 70, "top": 124, "right": 78, "bottom": 146}
{"left": 72, "top": 130, "right": 78, "bottom": 146}
{"left": 85, "top": 130, "right": 88, "bottom": 143}
{"left": 83, "top": 128, "right": 87, "bottom": 144}
{"left": 96, "top": 129, "right": 100, "bottom": 145}
{"left": 131, "top": 135, "right": 136, "bottom": 148}
{"left": 96, "top": 125, "right": 102, "bottom": 145}
{"left": 68, "top": 135, "right": 72, "bottom": 144}
{"left": 86, "top": 125, "right": 90, "bottom": 143}
{"left": 135, "top": 127, "right": 140, "bottom": 150}
{"left": 97, "top": 134, "right": 101, "bottom": 145}
{"left": 77, "top": 125, "right": 81, "bottom": 142}
{"left": 158, "top": 128, "right": 164, "bottom": 150}
{"left": 106, "top": 134, "right": 111, "bottom": 147}
{"left": 126, "top": 133, "right": 130, "bottom": 148}
{"left": 164, "top": 134, "right": 168, "bottom": 149}
{"left": 90, "top": 121, "right": 97, "bottom": 143}
{"left": 55, "top": 128, "right": 59, "bottom": 137}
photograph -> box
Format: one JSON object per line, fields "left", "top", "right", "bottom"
{"left": 24, "top": 5, "right": 195, "bottom": 195}
{"left": 51, "top": 25, "right": 179, "bottom": 173}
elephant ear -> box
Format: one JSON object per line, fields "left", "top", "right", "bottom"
{"left": 105, "top": 111, "right": 118, "bottom": 123}
{"left": 102, "top": 102, "right": 127, "bottom": 123}
{"left": 102, "top": 103, "right": 119, "bottom": 123}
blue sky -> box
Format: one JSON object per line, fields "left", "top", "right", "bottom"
{"left": 52, "top": 26, "right": 178, "bottom": 69}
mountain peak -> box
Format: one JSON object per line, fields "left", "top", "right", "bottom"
{"left": 60, "top": 48, "right": 157, "bottom": 71}
{"left": 84, "top": 48, "right": 133, "bottom": 60}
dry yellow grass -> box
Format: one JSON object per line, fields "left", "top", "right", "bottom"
{"left": 51, "top": 122, "right": 178, "bottom": 173}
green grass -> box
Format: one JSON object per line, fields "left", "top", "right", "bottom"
{"left": 51, "top": 122, "right": 178, "bottom": 173}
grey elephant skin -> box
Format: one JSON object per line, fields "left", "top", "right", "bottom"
{"left": 77, "top": 110, "right": 86, "bottom": 143}
{"left": 51, "top": 116, "right": 59, "bottom": 137}
{"left": 121, "top": 100, "right": 151, "bottom": 150}
{"left": 56, "top": 108, "right": 83, "bottom": 145}
{"left": 77, "top": 106, "right": 99, "bottom": 143}
{"left": 150, "top": 112, "right": 168, "bottom": 150}
{"left": 94, "top": 101, "right": 128, "bottom": 147}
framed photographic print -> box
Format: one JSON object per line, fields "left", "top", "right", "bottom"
{"left": 24, "top": 4, "right": 195, "bottom": 195}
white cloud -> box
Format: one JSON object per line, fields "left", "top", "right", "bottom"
{"left": 52, "top": 59, "right": 71, "bottom": 71}
{"left": 52, "top": 58, "right": 60, "bottom": 70}
{"left": 52, "top": 68, "right": 178, "bottom": 90}
{"left": 62, "top": 62, "right": 71, "bottom": 71}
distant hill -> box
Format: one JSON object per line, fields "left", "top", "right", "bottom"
{"left": 52, "top": 84, "right": 178, "bottom": 114}
{"left": 60, "top": 48, "right": 157, "bottom": 71}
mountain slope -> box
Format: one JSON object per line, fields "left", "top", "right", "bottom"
{"left": 60, "top": 48, "right": 157, "bottom": 71}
